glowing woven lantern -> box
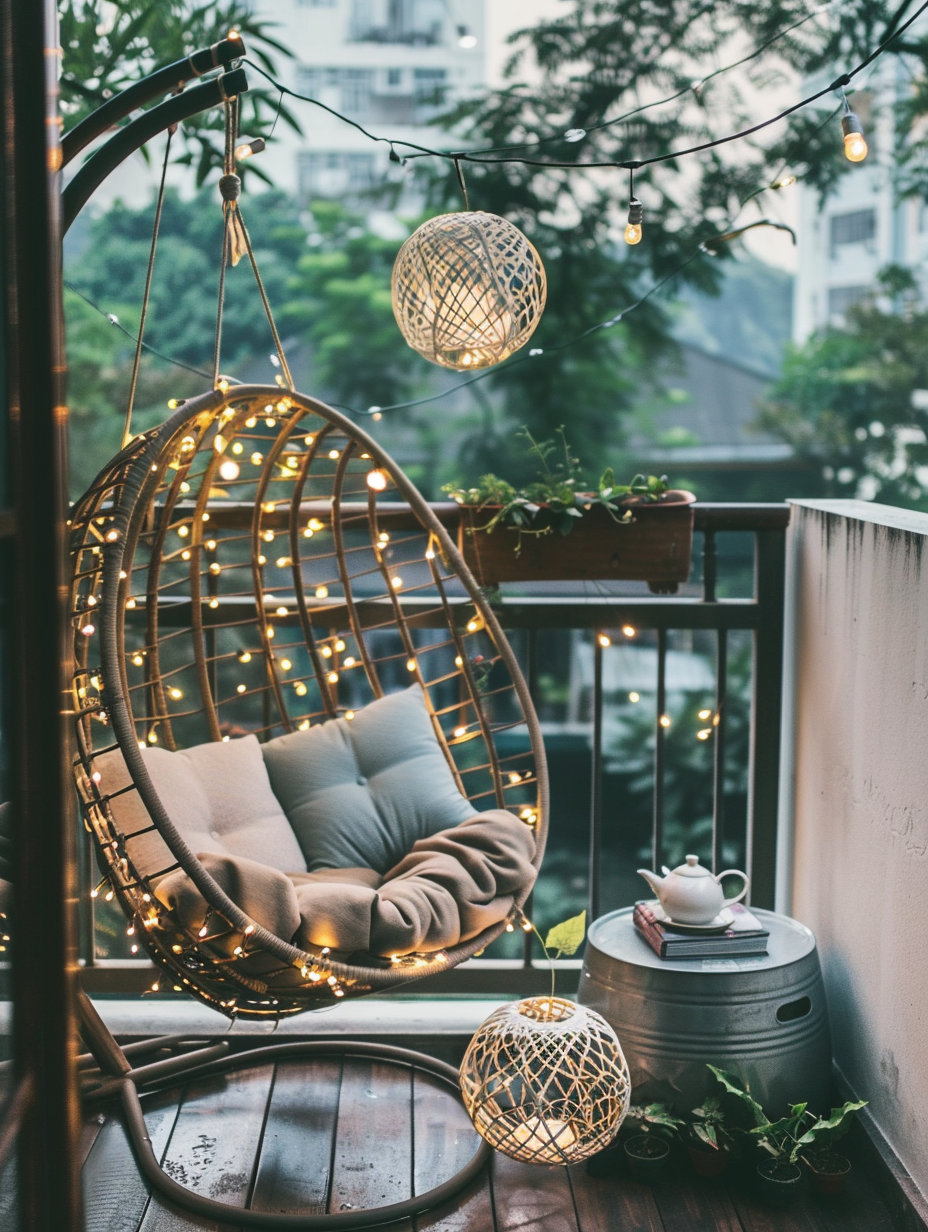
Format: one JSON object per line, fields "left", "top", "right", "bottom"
{"left": 459, "top": 996, "right": 630, "bottom": 1164}
{"left": 391, "top": 211, "right": 546, "bottom": 371}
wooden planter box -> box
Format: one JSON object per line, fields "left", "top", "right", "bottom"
{"left": 458, "top": 491, "right": 696, "bottom": 593}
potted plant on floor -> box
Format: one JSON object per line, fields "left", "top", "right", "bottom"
{"left": 707, "top": 1066, "right": 806, "bottom": 1205}
{"left": 707, "top": 1066, "right": 866, "bottom": 1207}
{"left": 799, "top": 1100, "right": 868, "bottom": 1196}
{"left": 445, "top": 428, "right": 696, "bottom": 593}
{"left": 621, "top": 1102, "right": 685, "bottom": 1183}
{"left": 687, "top": 1096, "right": 735, "bottom": 1178}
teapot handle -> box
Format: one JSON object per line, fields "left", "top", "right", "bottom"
{"left": 716, "top": 869, "right": 750, "bottom": 908}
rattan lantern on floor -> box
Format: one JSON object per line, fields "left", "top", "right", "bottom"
{"left": 459, "top": 996, "right": 631, "bottom": 1164}
{"left": 391, "top": 211, "right": 546, "bottom": 371}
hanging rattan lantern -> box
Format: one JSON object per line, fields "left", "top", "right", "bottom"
{"left": 459, "top": 996, "right": 631, "bottom": 1164}
{"left": 391, "top": 211, "right": 546, "bottom": 371}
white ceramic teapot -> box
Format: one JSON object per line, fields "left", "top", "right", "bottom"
{"left": 636, "top": 855, "right": 750, "bottom": 926}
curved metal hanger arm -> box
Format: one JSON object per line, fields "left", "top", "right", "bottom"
{"left": 62, "top": 67, "right": 249, "bottom": 235}
{"left": 61, "top": 35, "right": 246, "bottom": 169}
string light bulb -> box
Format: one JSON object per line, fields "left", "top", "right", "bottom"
{"left": 392, "top": 212, "right": 546, "bottom": 371}
{"left": 366, "top": 468, "right": 388, "bottom": 491}
{"left": 235, "top": 137, "right": 266, "bottom": 162}
{"left": 625, "top": 197, "right": 644, "bottom": 245}
{"left": 841, "top": 103, "right": 868, "bottom": 162}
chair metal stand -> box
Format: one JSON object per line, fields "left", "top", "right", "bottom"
{"left": 77, "top": 989, "right": 490, "bottom": 1229}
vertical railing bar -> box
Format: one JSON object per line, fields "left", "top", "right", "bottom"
{"left": 653, "top": 628, "right": 667, "bottom": 872}
{"left": 712, "top": 626, "right": 728, "bottom": 874}
{"left": 589, "top": 633, "right": 604, "bottom": 924}
{"left": 523, "top": 628, "right": 538, "bottom": 969}
{"left": 702, "top": 529, "right": 717, "bottom": 603}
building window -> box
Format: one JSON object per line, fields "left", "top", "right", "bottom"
{"left": 350, "top": 0, "right": 445, "bottom": 45}
{"left": 296, "top": 66, "right": 374, "bottom": 119}
{"left": 829, "top": 208, "right": 876, "bottom": 256}
{"left": 827, "top": 285, "right": 870, "bottom": 320}
{"left": 298, "top": 150, "right": 376, "bottom": 200}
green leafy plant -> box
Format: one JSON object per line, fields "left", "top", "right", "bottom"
{"left": 544, "top": 910, "right": 586, "bottom": 958}
{"left": 797, "top": 1101, "right": 868, "bottom": 1172}
{"left": 707, "top": 1065, "right": 866, "bottom": 1174}
{"left": 625, "top": 1102, "right": 685, "bottom": 1146}
{"left": 444, "top": 427, "right": 669, "bottom": 553}
{"left": 689, "top": 1096, "right": 734, "bottom": 1153}
{"left": 534, "top": 909, "right": 587, "bottom": 1001}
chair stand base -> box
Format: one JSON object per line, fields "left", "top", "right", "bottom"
{"left": 83, "top": 1012, "right": 490, "bottom": 1230}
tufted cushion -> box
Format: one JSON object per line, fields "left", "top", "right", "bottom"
{"left": 95, "top": 734, "right": 307, "bottom": 880}
{"left": 262, "top": 684, "right": 476, "bottom": 875}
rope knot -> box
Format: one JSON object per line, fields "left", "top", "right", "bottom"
{"left": 218, "top": 173, "right": 241, "bottom": 203}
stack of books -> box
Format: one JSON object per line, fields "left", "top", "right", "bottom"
{"left": 633, "top": 900, "right": 769, "bottom": 960}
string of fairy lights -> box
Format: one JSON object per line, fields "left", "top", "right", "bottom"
{"left": 70, "top": 1, "right": 928, "bottom": 423}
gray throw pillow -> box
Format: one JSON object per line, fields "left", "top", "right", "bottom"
{"left": 262, "top": 684, "right": 476, "bottom": 874}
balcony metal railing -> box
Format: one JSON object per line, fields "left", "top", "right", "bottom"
{"left": 78, "top": 501, "right": 789, "bottom": 997}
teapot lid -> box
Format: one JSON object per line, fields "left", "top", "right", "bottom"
{"left": 673, "top": 854, "right": 711, "bottom": 878}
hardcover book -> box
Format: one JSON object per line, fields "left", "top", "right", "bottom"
{"left": 633, "top": 900, "right": 769, "bottom": 960}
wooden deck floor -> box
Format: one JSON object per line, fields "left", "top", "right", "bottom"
{"left": 81, "top": 1054, "right": 903, "bottom": 1232}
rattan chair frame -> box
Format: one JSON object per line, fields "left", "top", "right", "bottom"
{"left": 69, "top": 384, "right": 548, "bottom": 1020}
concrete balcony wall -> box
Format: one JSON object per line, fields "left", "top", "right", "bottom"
{"left": 779, "top": 499, "right": 928, "bottom": 1199}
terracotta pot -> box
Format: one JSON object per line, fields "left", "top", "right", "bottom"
{"left": 755, "top": 1159, "right": 803, "bottom": 1207}
{"left": 458, "top": 491, "right": 696, "bottom": 593}
{"left": 687, "top": 1143, "right": 729, "bottom": 1178}
{"left": 804, "top": 1151, "right": 851, "bottom": 1196}
{"left": 624, "top": 1133, "right": 671, "bottom": 1183}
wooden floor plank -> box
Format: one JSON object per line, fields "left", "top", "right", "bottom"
{"left": 137, "top": 1063, "right": 275, "bottom": 1232}
{"left": 249, "top": 1059, "right": 341, "bottom": 1216}
{"left": 726, "top": 1172, "right": 900, "bottom": 1232}
{"left": 801, "top": 1167, "right": 900, "bottom": 1232}
{"left": 82, "top": 1090, "right": 182, "bottom": 1232}
{"left": 328, "top": 1059, "right": 413, "bottom": 1218}
{"left": 491, "top": 1150, "right": 580, "bottom": 1232}
{"left": 413, "top": 1067, "right": 492, "bottom": 1232}
{"left": 567, "top": 1165, "right": 664, "bottom": 1232}
{"left": 653, "top": 1174, "right": 743, "bottom": 1232}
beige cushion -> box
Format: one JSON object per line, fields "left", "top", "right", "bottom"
{"left": 95, "top": 734, "right": 307, "bottom": 881}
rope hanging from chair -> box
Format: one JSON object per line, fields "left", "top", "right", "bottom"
{"left": 122, "top": 123, "right": 174, "bottom": 448}
{"left": 213, "top": 95, "right": 294, "bottom": 391}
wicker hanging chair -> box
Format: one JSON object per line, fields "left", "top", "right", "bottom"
{"left": 69, "top": 383, "right": 549, "bottom": 1021}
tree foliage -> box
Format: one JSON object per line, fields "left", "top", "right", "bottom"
{"left": 59, "top": 0, "right": 299, "bottom": 184}
{"left": 280, "top": 202, "right": 421, "bottom": 409}
{"left": 758, "top": 266, "right": 928, "bottom": 508}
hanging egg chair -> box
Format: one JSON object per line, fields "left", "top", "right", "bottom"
{"left": 69, "top": 384, "right": 548, "bottom": 1020}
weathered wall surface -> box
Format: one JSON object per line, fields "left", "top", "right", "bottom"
{"left": 783, "top": 500, "right": 928, "bottom": 1195}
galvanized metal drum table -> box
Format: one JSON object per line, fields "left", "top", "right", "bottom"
{"left": 577, "top": 907, "right": 831, "bottom": 1113}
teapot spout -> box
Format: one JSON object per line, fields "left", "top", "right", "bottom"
{"left": 636, "top": 868, "right": 665, "bottom": 899}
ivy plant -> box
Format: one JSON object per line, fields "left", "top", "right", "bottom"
{"left": 444, "top": 427, "right": 669, "bottom": 552}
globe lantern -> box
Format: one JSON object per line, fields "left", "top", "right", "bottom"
{"left": 391, "top": 211, "right": 546, "bottom": 371}
{"left": 459, "top": 996, "right": 631, "bottom": 1165}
